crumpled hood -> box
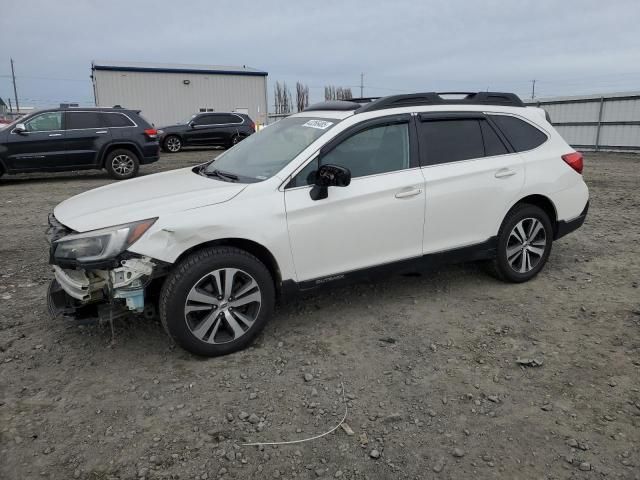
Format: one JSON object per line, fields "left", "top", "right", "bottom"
{"left": 54, "top": 167, "right": 246, "bottom": 232}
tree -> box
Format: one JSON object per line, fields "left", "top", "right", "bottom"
{"left": 273, "top": 81, "right": 293, "bottom": 114}
{"left": 296, "top": 82, "right": 310, "bottom": 112}
{"left": 324, "top": 85, "right": 353, "bottom": 101}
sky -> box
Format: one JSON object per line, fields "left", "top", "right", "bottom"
{"left": 1, "top": 0, "right": 640, "bottom": 109}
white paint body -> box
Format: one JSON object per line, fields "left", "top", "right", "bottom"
{"left": 54, "top": 103, "right": 589, "bottom": 285}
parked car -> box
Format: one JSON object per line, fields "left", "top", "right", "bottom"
{"left": 159, "top": 112, "right": 255, "bottom": 152}
{"left": 47, "top": 92, "right": 588, "bottom": 356}
{"left": 0, "top": 107, "right": 160, "bottom": 180}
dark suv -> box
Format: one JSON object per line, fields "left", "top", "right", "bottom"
{"left": 159, "top": 112, "right": 255, "bottom": 152}
{"left": 0, "top": 108, "right": 160, "bottom": 180}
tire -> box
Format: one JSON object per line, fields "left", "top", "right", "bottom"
{"left": 227, "top": 135, "right": 240, "bottom": 149}
{"left": 105, "top": 149, "right": 139, "bottom": 180}
{"left": 163, "top": 135, "right": 182, "bottom": 153}
{"left": 160, "top": 247, "right": 275, "bottom": 357}
{"left": 490, "top": 204, "right": 553, "bottom": 283}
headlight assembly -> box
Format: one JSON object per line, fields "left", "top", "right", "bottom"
{"left": 54, "top": 218, "right": 157, "bottom": 263}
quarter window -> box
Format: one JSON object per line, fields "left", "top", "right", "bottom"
{"left": 66, "top": 112, "right": 104, "bottom": 129}
{"left": 319, "top": 123, "right": 410, "bottom": 179}
{"left": 103, "top": 113, "right": 135, "bottom": 127}
{"left": 25, "top": 112, "right": 62, "bottom": 132}
{"left": 490, "top": 115, "right": 547, "bottom": 152}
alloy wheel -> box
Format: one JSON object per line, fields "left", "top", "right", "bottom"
{"left": 184, "top": 268, "right": 262, "bottom": 344}
{"left": 112, "top": 154, "right": 134, "bottom": 176}
{"left": 506, "top": 217, "right": 547, "bottom": 273}
{"left": 166, "top": 137, "right": 181, "bottom": 152}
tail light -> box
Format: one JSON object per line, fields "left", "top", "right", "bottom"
{"left": 250, "top": 121, "right": 256, "bottom": 132}
{"left": 144, "top": 128, "right": 158, "bottom": 139}
{"left": 562, "top": 152, "right": 583, "bottom": 174}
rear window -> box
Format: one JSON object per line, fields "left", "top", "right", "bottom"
{"left": 66, "top": 112, "right": 103, "bottom": 129}
{"left": 103, "top": 112, "right": 135, "bottom": 127}
{"left": 419, "top": 119, "right": 485, "bottom": 164}
{"left": 490, "top": 115, "right": 547, "bottom": 152}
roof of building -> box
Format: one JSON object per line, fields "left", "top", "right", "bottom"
{"left": 92, "top": 60, "right": 268, "bottom": 77}
{"left": 0, "top": 97, "right": 7, "bottom": 108}
{"left": 525, "top": 90, "right": 640, "bottom": 104}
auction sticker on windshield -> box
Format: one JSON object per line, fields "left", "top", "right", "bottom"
{"left": 302, "top": 120, "right": 333, "bottom": 130}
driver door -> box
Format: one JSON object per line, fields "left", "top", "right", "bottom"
{"left": 284, "top": 115, "right": 425, "bottom": 283}
{"left": 5, "top": 111, "right": 68, "bottom": 170}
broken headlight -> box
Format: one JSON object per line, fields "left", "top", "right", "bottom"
{"left": 53, "top": 218, "right": 157, "bottom": 263}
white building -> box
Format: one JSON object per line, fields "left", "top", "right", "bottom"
{"left": 91, "top": 60, "right": 268, "bottom": 127}
{"left": 526, "top": 91, "right": 640, "bottom": 152}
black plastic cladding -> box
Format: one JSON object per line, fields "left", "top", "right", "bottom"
{"left": 304, "top": 92, "right": 525, "bottom": 114}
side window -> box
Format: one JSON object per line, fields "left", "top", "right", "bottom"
{"left": 490, "top": 115, "right": 547, "bottom": 152}
{"left": 194, "top": 114, "right": 217, "bottom": 125}
{"left": 319, "top": 123, "right": 410, "bottom": 179}
{"left": 290, "top": 158, "right": 319, "bottom": 187}
{"left": 25, "top": 112, "right": 62, "bottom": 132}
{"left": 419, "top": 120, "right": 484, "bottom": 165}
{"left": 217, "top": 114, "right": 242, "bottom": 124}
{"left": 66, "top": 112, "right": 104, "bottom": 129}
{"left": 480, "top": 120, "right": 508, "bottom": 156}
{"left": 103, "top": 113, "right": 135, "bottom": 127}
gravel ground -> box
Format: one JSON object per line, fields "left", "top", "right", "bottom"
{"left": 1, "top": 150, "right": 639, "bottom": 480}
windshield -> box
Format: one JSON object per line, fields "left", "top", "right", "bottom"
{"left": 204, "top": 116, "right": 337, "bottom": 181}
{"left": 179, "top": 114, "right": 197, "bottom": 125}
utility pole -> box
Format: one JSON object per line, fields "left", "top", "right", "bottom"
{"left": 10, "top": 58, "right": 20, "bottom": 114}
{"left": 8, "top": 98, "right": 12, "bottom": 113}
{"left": 360, "top": 73, "right": 364, "bottom": 98}
{"left": 530, "top": 79, "right": 536, "bottom": 100}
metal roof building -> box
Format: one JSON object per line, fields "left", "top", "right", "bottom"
{"left": 525, "top": 91, "right": 640, "bottom": 151}
{"left": 91, "top": 60, "right": 268, "bottom": 127}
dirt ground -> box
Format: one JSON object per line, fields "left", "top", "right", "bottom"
{"left": 1, "top": 149, "right": 639, "bottom": 480}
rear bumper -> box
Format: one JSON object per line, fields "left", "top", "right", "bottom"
{"left": 555, "top": 201, "right": 589, "bottom": 239}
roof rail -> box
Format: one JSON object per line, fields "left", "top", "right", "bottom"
{"left": 356, "top": 91, "right": 524, "bottom": 113}
{"left": 304, "top": 100, "right": 362, "bottom": 112}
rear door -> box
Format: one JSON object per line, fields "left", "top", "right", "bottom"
{"left": 182, "top": 114, "right": 214, "bottom": 145}
{"left": 4, "top": 111, "right": 68, "bottom": 170}
{"left": 418, "top": 113, "right": 525, "bottom": 253}
{"left": 64, "top": 111, "right": 112, "bottom": 166}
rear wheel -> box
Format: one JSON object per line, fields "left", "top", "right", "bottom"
{"left": 227, "top": 135, "right": 240, "bottom": 149}
{"left": 160, "top": 247, "right": 275, "bottom": 356}
{"left": 163, "top": 135, "right": 182, "bottom": 153}
{"left": 105, "top": 149, "right": 139, "bottom": 180}
{"left": 491, "top": 204, "right": 553, "bottom": 283}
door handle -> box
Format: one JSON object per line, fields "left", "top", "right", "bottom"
{"left": 95, "top": 130, "right": 108, "bottom": 134}
{"left": 48, "top": 133, "right": 62, "bottom": 137}
{"left": 395, "top": 188, "right": 423, "bottom": 199}
{"left": 495, "top": 168, "right": 516, "bottom": 178}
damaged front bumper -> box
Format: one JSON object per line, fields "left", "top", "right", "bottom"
{"left": 46, "top": 214, "right": 164, "bottom": 320}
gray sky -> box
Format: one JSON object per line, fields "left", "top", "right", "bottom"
{"left": 2, "top": 0, "right": 639, "bottom": 108}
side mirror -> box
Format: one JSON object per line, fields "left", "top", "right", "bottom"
{"left": 310, "top": 164, "right": 351, "bottom": 201}
{"left": 188, "top": 121, "right": 196, "bottom": 128}
{"left": 14, "top": 123, "right": 27, "bottom": 134}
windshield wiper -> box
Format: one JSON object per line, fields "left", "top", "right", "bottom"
{"left": 200, "top": 167, "right": 239, "bottom": 182}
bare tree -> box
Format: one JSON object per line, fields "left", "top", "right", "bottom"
{"left": 324, "top": 85, "right": 353, "bottom": 101}
{"left": 296, "top": 82, "right": 310, "bottom": 112}
{"left": 273, "top": 81, "right": 293, "bottom": 114}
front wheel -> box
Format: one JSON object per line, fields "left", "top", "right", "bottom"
{"left": 159, "top": 247, "right": 275, "bottom": 356}
{"left": 491, "top": 204, "right": 553, "bottom": 283}
{"left": 105, "top": 149, "right": 139, "bottom": 180}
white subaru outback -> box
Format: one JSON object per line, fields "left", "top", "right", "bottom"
{"left": 47, "top": 92, "right": 589, "bottom": 356}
